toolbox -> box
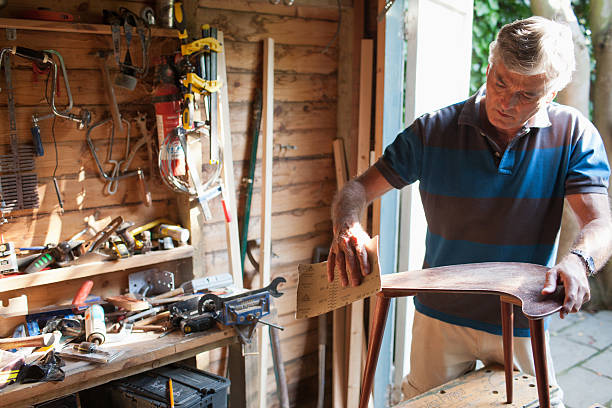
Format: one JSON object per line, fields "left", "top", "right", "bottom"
{"left": 81, "top": 364, "right": 230, "bottom": 408}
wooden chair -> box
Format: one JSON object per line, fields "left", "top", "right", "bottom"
{"left": 359, "top": 262, "right": 564, "bottom": 408}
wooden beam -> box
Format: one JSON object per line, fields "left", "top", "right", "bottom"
{"left": 346, "top": 37, "right": 375, "bottom": 408}
{"left": 218, "top": 31, "right": 243, "bottom": 288}
{"left": 0, "top": 246, "right": 194, "bottom": 294}
{"left": 372, "top": 0, "right": 386, "bottom": 239}
{"left": 258, "top": 37, "right": 275, "bottom": 408}
{"left": 0, "top": 18, "right": 176, "bottom": 37}
{"left": 357, "top": 40, "right": 374, "bottom": 178}
{"left": 332, "top": 138, "right": 349, "bottom": 408}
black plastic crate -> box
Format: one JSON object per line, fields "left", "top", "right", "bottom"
{"left": 80, "top": 364, "right": 230, "bottom": 408}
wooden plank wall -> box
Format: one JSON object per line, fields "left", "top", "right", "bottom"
{"left": 0, "top": 0, "right": 350, "bottom": 406}
{"left": 198, "top": 2, "right": 344, "bottom": 406}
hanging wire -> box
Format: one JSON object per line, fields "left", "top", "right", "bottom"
{"left": 158, "top": 127, "right": 223, "bottom": 195}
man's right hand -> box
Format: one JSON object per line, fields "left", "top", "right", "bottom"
{"left": 327, "top": 221, "right": 371, "bottom": 287}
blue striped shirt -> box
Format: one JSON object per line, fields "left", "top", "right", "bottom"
{"left": 375, "top": 87, "right": 610, "bottom": 336}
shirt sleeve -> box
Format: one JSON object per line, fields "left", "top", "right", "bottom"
{"left": 373, "top": 124, "right": 423, "bottom": 190}
{"left": 565, "top": 122, "right": 610, "bottom": 195}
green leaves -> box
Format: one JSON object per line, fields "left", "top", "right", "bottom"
{"left": 470, "top": 0, "right": 531, "bottom": 94}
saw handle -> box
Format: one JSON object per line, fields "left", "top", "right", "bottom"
{"left": 13, "top": 46, "right": 48, "bottom": 64}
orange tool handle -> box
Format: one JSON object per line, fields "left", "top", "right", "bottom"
{"left": 72, "top": 280, "right": 94, "bottom": 306}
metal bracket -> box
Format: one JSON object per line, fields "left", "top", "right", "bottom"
{"left": 128, "top": 269, "right": 175, "bottom": 297}
{"left": 6, "top": 29, "right": 16, "bottom": 41}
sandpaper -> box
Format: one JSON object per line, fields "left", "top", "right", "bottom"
{"left": 296, "top": 236, "right": 381, "bottom": 319}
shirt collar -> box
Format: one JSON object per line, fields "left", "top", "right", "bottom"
{"left": 458, "top": 84, "right": 552, "bottom": 131}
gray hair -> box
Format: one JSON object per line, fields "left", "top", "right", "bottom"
{"left": 488, "top": 16, "right": 575, "bottom": 93}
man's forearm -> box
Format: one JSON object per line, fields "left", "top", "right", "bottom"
{"left": 332, "top": 179, "right": 367, "bottom": 229}
{"left": 569, "top": 218, "right": 612, "bottom": 271}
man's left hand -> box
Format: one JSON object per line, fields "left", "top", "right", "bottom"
{"left": 541, "top": 254, "right": 590, "bottom": 319}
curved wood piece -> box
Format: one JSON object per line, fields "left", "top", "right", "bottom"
{"left": 529, "top": 319, "right": 550, "bottom": 408}
{"left": 381, "top": 262, "right": 564, "bottom": 319}
{"left": 359, "top": 293, "right": 390, "bottom": 408}
{"left": 501, "top": 300, "right": 514, "bottom": 404}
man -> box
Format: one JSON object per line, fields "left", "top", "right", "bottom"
{"left": 328, "top": 16, "right": 612, "bottom": 405}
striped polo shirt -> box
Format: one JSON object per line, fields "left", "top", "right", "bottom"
{"left": 375, "top": 87, "right": 610, "bottom": 336}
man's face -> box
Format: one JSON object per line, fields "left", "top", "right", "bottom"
{"left": 484, "top": 62, "right": 556, "bottom": 138}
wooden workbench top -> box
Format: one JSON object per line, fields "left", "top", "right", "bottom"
{"left": 0, "top": 328, "right": 236, "bottom": 408}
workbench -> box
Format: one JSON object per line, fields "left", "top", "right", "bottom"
{"left": 395, "top": 365, "right": 560, "bottom": 407}
{"left": 0, "top": 328, "right": 252, "bottom": 408}
{"left": 0, "top": 246, "right": 256, "bottom": 408}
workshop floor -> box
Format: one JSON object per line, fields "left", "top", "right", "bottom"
{"left": 549, "top": 310, "right": 612, "bottom": 407}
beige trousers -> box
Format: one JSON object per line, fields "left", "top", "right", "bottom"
{"left": 401, "top": 310, "right": 564, "bottom": 407}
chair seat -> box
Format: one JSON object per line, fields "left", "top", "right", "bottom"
{"left": 381, "top": 262, "right": 564, "bottom": 319}
{"left": 361, "top": 260, "right": 564, "bottom": 408}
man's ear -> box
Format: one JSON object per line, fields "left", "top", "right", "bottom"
{"left": 486, "top": 64, "right": 490, "bottom": 76}
{"left": 546, "top": 91, "right": 557, "bottom": 103}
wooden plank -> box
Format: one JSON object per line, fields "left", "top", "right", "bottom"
{"left": 0, "top": 72, "right": 336, "bottom": 108}
{"left": 218, "top": 31, "right": 243, "bottom": 288}
{"left": 202, "top": 231, "right": 331, "bottom": 275}
{"left": 196, "top": 8, "right": 338, "bottom": 47}
{"left": 258, "top": 37, "right": 275, "bottom": 408}
{"left": 0, "top": 106, "right": 157, "bottom": 144}
{"left": 0, "top": 68, "right": 154, "bottom": 108}
{"left": 372, "top": 0, "right": 386, "bottom": 239}
{"left": 226, "top": 72, "right": 337, "bottom": 104}
{"left": 357, "top": 40, "right": 374, "bottom": 177}
{"left": 202, "top": 206, "right": 331, "bottom": 253}
{"left": 357, "top": 37, "right": 375, "bottom": 408}
{"left": 231, "top": 128, "right": 336, "bottom": 161}
{"left": 0, "top": 245, "right": 193, "bottom": 294}
{"left": 0, "top": 0, "right": 172, "bottom": 25}
{"left": 0, "top": 139, "right": 148, "bottom": 177}
{"left": 234, "top": 157, "right": 335, "bottom": 191}
{"left": 332, "top": 138, "right": 349, "bottom": 408}
{"left": 0, "top": 260, "right": 191, "bottom": 337}
{"left": 0, "top": 31, "right": 178, "bottom": 70}
{"left": 229, "top": 340, "right": 259, "bottom": 407}
{"left": 224, "top": 41, "right": 338, "bottom": 75}
{"left": 229, "top": 101, "right": 336, "bottom": 135}
{"left": 0, "top": 174, "right": 172, "bottom": 215}
{"left": 199, "top": 0, "right": 342, "bottom": 20}
{"left": 1, "top": 200, "right": 176, "bottom": 247}
{"left": 332, "top": 139, "right": 349, "bottom": 186}
{"left": 0, "top": 18, "right": 177, "bottom": 37}
{"left": 186, "top": 180, "right": 335, "bottom": 225}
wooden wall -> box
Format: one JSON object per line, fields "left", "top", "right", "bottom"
{"left": 0, "top": 0, "right": 349, "bottom": 406}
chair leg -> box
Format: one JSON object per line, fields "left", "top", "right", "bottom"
{"left": 500, "top": 300, "right": 514, "bottom": 404}
{"left": 529, "top": 319, "right": 550, "bottom": 408}
{"left": 359, "top": 293, "right": 391, "bottom": 408}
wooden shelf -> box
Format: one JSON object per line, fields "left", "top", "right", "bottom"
{"left": 0, "top": 245, "right": 193, "bottom": 294}
{"left": 0, "top": 18, "right": 178, "bottom": 37}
